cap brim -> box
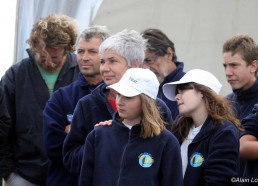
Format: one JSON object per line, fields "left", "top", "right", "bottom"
{"left": 163, "top": 80, "right": 192, "bottom": 101}
{"left": 107, "top": 83, "right": 141, "bottom": 97}
{"left": 162, "top": 83, "right": 177, "bottom": 101}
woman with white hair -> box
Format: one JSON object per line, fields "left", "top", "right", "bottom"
{"left": 63, "top": 29, "right": 173, "bottom": 175}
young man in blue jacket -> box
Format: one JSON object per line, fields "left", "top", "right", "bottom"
{"left": 0, "top": 14, "right": 79, "bottom": 186}
{"left": 223, "top": 34, "right": 258, "bottom": 122}
{"left": 43, "top": 26, "right": 109, "bottom": 186}
{"left": 63, "top": 29, "right": 173, "bottom": 175}
{"left": 223, "top": 34, "right": 258, "bottom": 177}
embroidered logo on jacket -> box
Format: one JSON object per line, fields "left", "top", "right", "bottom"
{"left": 138, "top": 153, "right": 154, "bottom": 168}
{"left": 190, "top": 152, "right": 204, "bottom": 167}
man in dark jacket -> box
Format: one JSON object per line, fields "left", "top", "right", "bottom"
{"left": 222, "top": 34, "right": 258, "bottom": 177}
{"left": 142, "top": 28, "right": 186, "bottom": 119}
{"left": 43, "top": 26, "right": 109, "bottom": 186}
{"left": 0, "top": 14, "right": 79, "bottom": 186}
{"left": 223, "top": 34, "right": 258, "bottom": 122}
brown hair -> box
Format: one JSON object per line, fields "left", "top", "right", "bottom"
{"left": 223, "top": 35, "right": 258, "bottom": 68}
{"left": 172, "top": 83, "right": 242, "bottom": 140}
{"left": 142, "top": 28, "right": 177, "bottom": 62}
{"left": 139, "top": 94, "right": 165, "bottom": 139}
{"left": 27, "top": 14, "right": 78, "bottom": 56}
{"left": 77, "top": 25, "right": 110, "bottom": 45}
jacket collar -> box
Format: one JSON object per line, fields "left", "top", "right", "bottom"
{"left": 191, "top": 116, "right": 215, "bottom": 143}
{"left": 77, "top": 72, "right": 103, "bottom": 89}
{"left": 113, "top": 112, "right": 141, "bottom": 136}
{"left": 232, "top": 78, "right": 258, "bottom": 100}
{"left": 161, "top": 61, "right": 185, "bottom": 86}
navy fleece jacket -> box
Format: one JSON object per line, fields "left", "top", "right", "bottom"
{"left": 174, "top": 117, "right": 240, "bottom": 186}
{"left": 63, "top": 82, "right": 173, "bottom": 174}
{"left": 79, "top": 112, "right": 183, "bottom": 186}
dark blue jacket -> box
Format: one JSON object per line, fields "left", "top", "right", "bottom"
{"left": 226, "top": 78, "right": 258, "bottom": 177}
{"left": 240, "top": 103, "right": 258, "bottom": 186}
{"left": 158, "top": 62, "right": 185, "bottom": 119}
{"left": 227, "top": 79, "right": 258, "bottom": 122}
{"left": 174, "top": 117, "right": 240, "bottom": 186}
{"left": 0, "top": 85, "right": 10, "bottom": 140}
{"left": 0, "top": 85, "right": 11, "bottom": 178}
{"left": 0, "top": 49, "right": 79, "bottom": 185}
{"left": 43, "top": 73, "right": 102, "bottom": 186}
{"left": 63, "top": 82, "right": 173, "bottom": 175}
{"left": 79, "top": 112, "right": 183, "bottom": 186}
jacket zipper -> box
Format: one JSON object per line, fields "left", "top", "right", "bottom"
{"left": 117, "top": 129, "right": 131, "bottom": 186}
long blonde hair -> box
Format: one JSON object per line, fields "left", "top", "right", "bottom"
{"left": 139, "top": 94, "right": 165, "bottom": 139}
{"left": 172, "top": 83, "right": 242, "bottom": 140}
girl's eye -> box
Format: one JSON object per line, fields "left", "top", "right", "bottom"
{"left": 124, "top": 96, "right": 132, "bottom": 99}
{"left": 116, "top": 93, "right": 131, "bottom": 99}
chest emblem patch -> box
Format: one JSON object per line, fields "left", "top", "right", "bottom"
{"left": 190, "top": 152, "right": 204, "bottom": 167}
{"left": 138, "top": 153, "right": 154, "bottom": 168}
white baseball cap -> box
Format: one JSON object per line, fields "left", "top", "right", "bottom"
{"left": 107, "top": 68, "right": 159, "bottom": 99}
{"left": 162, "top": 69, "right": 222, "bottom": 101}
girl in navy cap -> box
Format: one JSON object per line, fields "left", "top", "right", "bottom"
{"left": 163, "top": 69, "right": 242, "bottom": 186}
{"left": 79, "top": 68, "right": 183, "bottom": 186}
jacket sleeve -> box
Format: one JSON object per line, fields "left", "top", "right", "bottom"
{"left": 63, "top": 99, "right": 87, "bottom": 174}
{"left": 159, "top": 133, "right": 183, "bottom": 186}
{"left": 78, "top": 131, "right": 95, "bottom": 186}
{"left": 0, "top": 68, "right": 16, "bottom": 177}
{"left": 203, "top": 124, "right": 239, "bottom": 186}
{"left": 241, "top": 103, "right": 258, "bottom": 138}
{"left": 0, "top": 85, "right": 12, "bottom": 178}
{"left": 0, "top": 86, "right": 11, "bottom": 140}
{"left": 43, "top": 91, "right": 68, "bottom": 161}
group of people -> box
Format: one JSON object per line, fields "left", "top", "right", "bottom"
{"left": 0, "top": 13, "right": 257, "bottom": 186}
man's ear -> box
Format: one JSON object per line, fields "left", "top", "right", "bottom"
{"left": 250, "top": 60, "right": 258, "bottom": 73}
{"left": 166, "top": 47, "right": 174, "bottom": 62}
